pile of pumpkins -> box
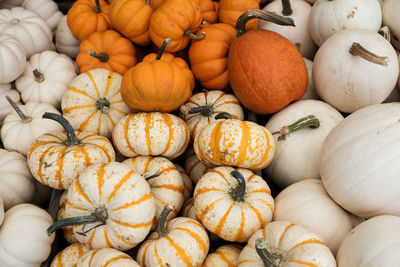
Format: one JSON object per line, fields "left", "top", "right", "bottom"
{"left": 0, "top": 0, "right": 399, "bottom": 266}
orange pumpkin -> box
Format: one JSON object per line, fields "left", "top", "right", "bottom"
{"left": 189, "top": 23, "right": 236, "bottom": 90}
{"left": 76, "top": 30, "right": 137, "bottom": 75}
{"left": 197, "top": 0, "right": 218, "bottom": 24}
{"left": 228, "top": 10, "right": 308, "bottom": 114}
{"left": 149, "top": 0, "right": 165, "bottom": 9}
{"left": 219, "top": 0, "right": 259, "bottom": 30}
{"left": 110, "top": 0, "right": 153, "bottom": 46}
{"left": 67, "top": 0, "right": 111, "bottom": 41}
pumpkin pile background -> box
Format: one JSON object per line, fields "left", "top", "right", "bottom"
{"left": 0, "top": 0, "right": 399, "bottom": 266}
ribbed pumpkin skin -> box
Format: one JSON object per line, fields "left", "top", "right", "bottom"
{"left": 110, "top": 0, "right": 153, "bottom": 46}
{"left": 197, "top": 0, "right": 218, "bottom": 24}
{"left": 189, "top": 24, "right": 236, "bottom": 90}
{"left": 67, "top": 0, "right": 111, "bottom": 41}
{"left": 219, "top": 0, "right": 259, "bottom": 30}
{"left": 202, "top": 245, "right": 242, "bottom": 267}
{"left": 184, "top": 147, "right": 211, "bottom": 184}
{"left": 50, "top": 243, "right": 91, "bottom": 267}
{"left": 228, "top": 30, "right": 308, "bottom": 114}
{"left": 194, "top": 119, "right": 276, "bottom": 170}
{"left": 77, "top": 30, "right": 137, "bottom": 75}
{"left": 176, "top": 164, "right": 193, "bottom": 202}
{"left": 76, "top": 248, "right": 140, "bottom": 266}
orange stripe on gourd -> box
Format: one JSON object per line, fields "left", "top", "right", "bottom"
{"left": 111, "top": 192, "right": 152, "bottom": 211}
{"left": 165, "top": 236, "right": 192, "bottom": 266}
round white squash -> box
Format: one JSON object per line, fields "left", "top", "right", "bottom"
{"left": 55, "top": 15, "right": 80, "bottom": 59}
{"left": 300, "top": 58, "right": 318, "bottom": 100}
{"left": 22, "top": 0, "right": 63, "bottom": 33}
{"left": 383, "top": 0, "right": 400, "bottom": 50}
{"left": 0, "top": 83, "right": 20, "bottom": 124}
{"left": 0, "top": 34, "right": 26, "bottom": 84}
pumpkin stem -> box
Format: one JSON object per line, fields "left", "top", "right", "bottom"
{"left": 94, "top": 0, "right": 102, "bottom": 13}
{"left": 5, "top": 96, "right": 32, "bottom": 123}
{"left": 215, "top": 112, "right": 234, "bottom": 120}
{"left": 272, "top": 115, "right": 320, "bottom": 141}
{"left": 42, "top": 112, "right": 79, "bottom": 146}
{"left": 146, "top": 0, "right": 150, "bottom": 5}
{"left": 379, "top": 26, "right": 391, "bottom": 42}
{"left": 156, "top": 38, "right": 172, "bottom": 60}
{"left": 188, "top": 105, "right": 215, "bottom": 117}
{"left": 236, "top": 10, "right": 295, "bottom": 37}
{"left": 158, "top": 205, "right": 173, "bottom": 238}
{"left": 33, "top": 69, "right": 45, "bottom": 83}
{"left": 184, "top": 29, "right": 205, "bottom": 41}
{"left": 144, "top": 173, "right": 160, "bottom": 180}
{"left": 95, "top": 97, "right": 111, "bottom": 114}
{"left": 281, "top": 0, "right": 293, "bottom": 16}
{"left": 349, "top": 42, "right": 388, "bottom": 66}
{"left": 229, "top": 171, "right": 246, "bottom": 202}
{"left": 88, "top": 49, "right": 109, "bottom": 62}
{"left": 46, "top": 207, "right": 108, "bottom": 236}
{"left": 255, "top": 238, "right": 281, "bottom": 267}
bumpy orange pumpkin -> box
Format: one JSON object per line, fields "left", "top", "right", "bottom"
{"left": 219, "top": 0, "right": 259, "bottom": 30}
{"left": 77, "top": 30, "right": 137, "bottom": 75}
{"left": 197, "top": 0, "right": 218, "bottom": 24}
{"left": 67, "top": 0, "right": 111, "bottom": 41}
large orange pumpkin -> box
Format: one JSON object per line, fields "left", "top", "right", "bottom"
{"left": 228, "top": 10, "right": 308, "bottom": 114}
{"left": 219, "top": 0, "right": 259, "bottom": 30}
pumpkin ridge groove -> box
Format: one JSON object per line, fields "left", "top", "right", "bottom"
{"left": 111, "top": 192, "right": 152, "bottom": 211}
{"left": 213, "top": 202, "right": 234, "bottom": 236}
{"left": 106, "top": 170, "right": 135, "bottom": 203}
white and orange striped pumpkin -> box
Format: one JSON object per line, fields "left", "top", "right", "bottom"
{"left": 194, "top": 166, "right": 274, "bottom": 242}
{"left": 182, "top": 197, "right": 198, "bottom": 221}
{"left": 202, "top": 244, "right": 242, "bottom": 267}
{"left": 113, "top": 112, "right": 190, "bottom": 159}
{"left": 49, "top": 162, "right": 156, "bottom": 250}
{"left": 194, "top": 119, "right": 276, "bottom": 170}
{"left": 122, "top": 156, "right": 185, "bottom": 229}
{"left": 137, "top": 205, "right": 209, "bottom": 267}
{"left": 184, "top": 147, "right": 211, "bottom": 184}
{"left": 50, "top": 243, "right": 91, "bottom": 267}
{"left": 62, "top": 68, "right": 131, "bottom": 138}
{"left": 176, "top": 164, "right": 193, "bottom": 202}
{"left": 180, "top": 90, "right": 244, "bottom": 142}
{"left": 27, "top": 113, "right": 115, "bottom": 189}
{"left": 76, "top": 248, "right": 140, "bottom": 267}
{"left": 238, "top": 221, "right": 336, "bottom": 267}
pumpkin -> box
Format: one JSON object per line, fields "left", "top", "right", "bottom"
{"left": 55, "top": 15, "right": 80, "bottom": 59}
{"left": 48, "top": 162, "right": 156, "bottom": 250}
{"left": 0, "top": 35, "right": 26, "bottom": 84}
{"left": 149, "top": 0, "right": 204, "bottom": 52}
{"left": 300, "top": 58, "right": 318, "bottom": 100}
{"left": 27, "top": 113, "right": 116, "bottom": 189}
{"left": 67, "top": 0, "right": 111, "bottom": 41}
{"left": 77, "top": 248, "right": 140, "bottom": 266}
{"left": 202, "top": 245, "right": 242, "bottom": 267}
{"left": 77, "top": 30, "right": 137, "bottom": 75}
{"left": 0, "top": 204, "right": 55, "bottom": 267}
{"left": 237, "top": 221, "right": 336, "bottom": 266}
{"left": 110, "top": 0, "right": 153, "bottom": 46}
{"left": 320, "top": 103, "right": 400, "bottom": 218}
{"left": 1, "top": 99, "right": 63, "bottom": 156}
{"left": 184, "top": 147, "right": 211, "bottom": 184}
{"left": 383, "top": 0, "right": 400, "bottom": 50}
{"left": 50, "top": 243, "right": 91, "bottom": 267}
{"left": 0, "top": 197, "right": 3, "bottom": 226}
{"left": 309, "top": 0, "right": 382, "bottom": 46}
{"left": 0, "top": 7, "right": 52, "bottom": 58}
{"left": 194, "top": 166, "right": 274, "bottom": 242}
{"left": 121, "top": 39, "right": 194, "bottom": 112}
{"left": 15, "top": 50, "right": 77, "bottom": 108}
{"left": 62, "top": 68, "right": 131, "bottom": 139}
{"left": 337, "top": 215, "right": 400, "bottom": 266}
{"left": 218, "top": 0, "right": 260, "bottom": 30}
{"left": 198, "top": 0, "right": 218, "bottom": 24}
{"left": 176, "top": 164, "right": 193, "bottom": 202}
{"left": 180, "top": 90, "right": 244, "bottom": 142}
{"left": 57, "top": 190, "right": 79, "bottom": 244}
{"left": 313, "top": 29, "right": 399, "bottom": 113}
{"left": 113, "top": 112, "right": 190, "bottom": 159}
{"left": 137, "top": 205, "right": 209, "bottom": 266}
{"left": 194, "top": 119, "right": 276, "bottom": 170}
{"left": 0, "top": 83, "right": 20, "bottom": 124}
{"left": 188, "top": 24, "right": 236, "bottom": 90}
{"left": 122, "top": 156, "right": 185, "bottom": 228}
{"left": 22, "top": 0, "right": 63, "bottom": 33}
{"left": 0, "top": 149, "right": 35, "bottom": 210}
{"left": 264, "top": 99, "right": 343, "bottom": 188}
{"left": 228, "top": 10, "right": 308, "bottom": 115}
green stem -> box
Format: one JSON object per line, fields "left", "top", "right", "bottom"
{"left": 188, "top": 106, "right": 214, "bottom": 117}
{"left": 214, "top": 112, "right": 234, "bottom": 120}
{"left": 88, "top": 49, "right": 109, "bottom": 62}
{"left": 42, "top": 112, "right": 79, "bottom": 146}
{"left": 33, "top": 69, "right": 45, "bottom": 83}
{"left": 156, "top": 38, "right": 172, "bottom": 60}
{"left": 145, "top": 173, "right": 160, "bottom": 180}
{"left": 184, "top": 29, "right": 205, "bottom": 41}
{"left": 5, "top": 96, "right": 32, "bottom": 123}
{"left": 272, "top": 115, "right": 320, "bottom": 141}
{"left": 158, "top": 205, "right": 173, "bottom": 238}
{"left": 281, "top": 0, "right": 292, "bottom": 16}
{"left": 146, "top": 0, "right": 150, "bottom": 5}
{"left": 236, "top": 10, "right": 295, "bottom": 37}
{"left": 349, "top": 42, "right": 388, "bottom": 66}
{"left": 94, "top": 0, "right": 101, "bottom": 13}
{"left": 95, "top": 97, "right": 110, "bottom": 114}
{"left": 255, "top": 238, "right": 281, "bottom": 267}
{"left": 229, "top": 171, "right": 246, "bottom": 202}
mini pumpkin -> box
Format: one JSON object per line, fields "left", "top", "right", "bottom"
{"left": 176, "top": 164, "right": 193, "bottom": 202}
{"left": 50, "top": 243, "right": 91, "bottom": 267}
{"left": 197, "top": 0, "right": 218, "bottom": 24}
{"left": 76, "top": 248, "right": 140, "bottom": 267}
{"left": 22, "top": 0, "right": 63, "bottom": 33}
{"left": 0, "top": 34, "right": 25, "bottom": 84}
{"left": 184, "top": 147, "right": 211, "bottom": 184}
{"left": 219, "top": 0, "right": 260, "bottom": 30}
{"left": 55, "top": 15, "right": 80, "bottom": 59}
{"left": 202, "top": 244, "right": 242, "bottom": 267}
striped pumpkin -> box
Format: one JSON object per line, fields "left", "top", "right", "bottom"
{"left": 49, "top": 162, "right": 156, "bottom": 250}
{"left": 122, "top": 156, "right": 185, "bottom": 229}
{"left": 27, "top": 113, "right": 115, "bottom": 189}
{"left": 50, "top": 243, "right": 91, "bottom": 267}
{"left": 184, "top": 147, "right": 211, "bottom": 184}
{"left": 61, "top": 68, "right": 130, "bottom": 138}
{"left": 76, "top": 248, "right": 140, "bottom": 267}
{"left": 180, "top": 90, "right": 244, "bottom": 142}
{"left": 176, "top": 164, "right": 193, "bottom": 202}
{"left": 113, "top": 112, "right": 190, "bottom": 159}
{"left": 194, "top": 166, "right": 274, "bottom": 242}
{"left": 202, "top": 244, "right": 242, "bottom": 267}
{"left": 194, "top": 119, "right": 276, "bottom": 170}
{"left": 238, "top": 221, "right": 336, "bottom": 267}
{"left": 137, "top": 205, "right": 209, "bottom": 267}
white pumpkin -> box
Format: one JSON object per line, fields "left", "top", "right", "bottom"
{"left": 22, "top": 0, "right": 63, "bottom": 33}
{"left": 184, "top": 147, "right": 212, "bottom": 184}
{"left": 1, "top": 100, "right": 63, "bottom": 156}
{"left": 264, "top": 99, "right": 343, "bottom": 188}
{"left": 202, "top": 244, "right": 242, "bottom": 267}
{"left": 175, "top": 164, "right": 193, "bottom": 202}
{"left": 51, "top": 243, "right": 91, "bottom": 267}
{"left": 320, "top": 103, "right": 400, "bottom": 218}
{"left": 300, "top": 58, "right": 318, "bottom": 100}
{"left": 77, "top": 248, "right": 140, "bottom": 267}
{"left": 0, "top": 149, "right": 35, "bottom": 210}
{"left": 0, "top": 34, "right": 26, "bottom": 84}
{"left": 55, "top": 15, "right": 80, "bottom": 59}
{"left": 0, "top": 197, "right": 4, "bottom": 226}
{"left": 0, "top": 203, "right": 54, "bottom": 267}
{"left": 337, "top": 215, "right": 400, "bottom": 266}
{"left": 383, "top": 0, "right": 400, "bottom": 50}
{"left": 0, "top": 83, "right": 20, "bottom": 124}
{"left": 309, "top": 0, "right": 382, "bottom": 47}
{"left": 15, "top": 50, "right": 77, "bottom": 108}
{"left": 313, "top": 29, "right": 399, "bottom": 113}
{"left": 258, "top": 0, "right": 317, "bottom": 59}
{"left": 0, "top": 7, "right": 52, "bottom": 58}
{"left": 0, "top": 0, "right": 24, "bottom": 9}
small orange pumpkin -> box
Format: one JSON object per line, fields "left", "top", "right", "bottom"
{"left": 197, "top": 0, "right": 218, "bottom": 24}
{"left": 219, "top": 0, "right": 259, "bottom": 30}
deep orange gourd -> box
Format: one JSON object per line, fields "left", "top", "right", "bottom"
{"left": 67, "top": 0, "right": 111, "bottom": 41}
{"left": 76, "top": 30, "right": 137, "bottom": 75}
{"left": 149, "top": 0, "right": 165, "bottom": 9}
{"left": 228, "top": 10, "right": 308, "bottom": 114}
{"left": 219, "top": 0, "right": 259, "bottom": 30}
{"left": 197, "top": 0, "right": 218, "bottom": 24}
{"left": 110, "top": 0, "right": 153, "bottom": 46}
